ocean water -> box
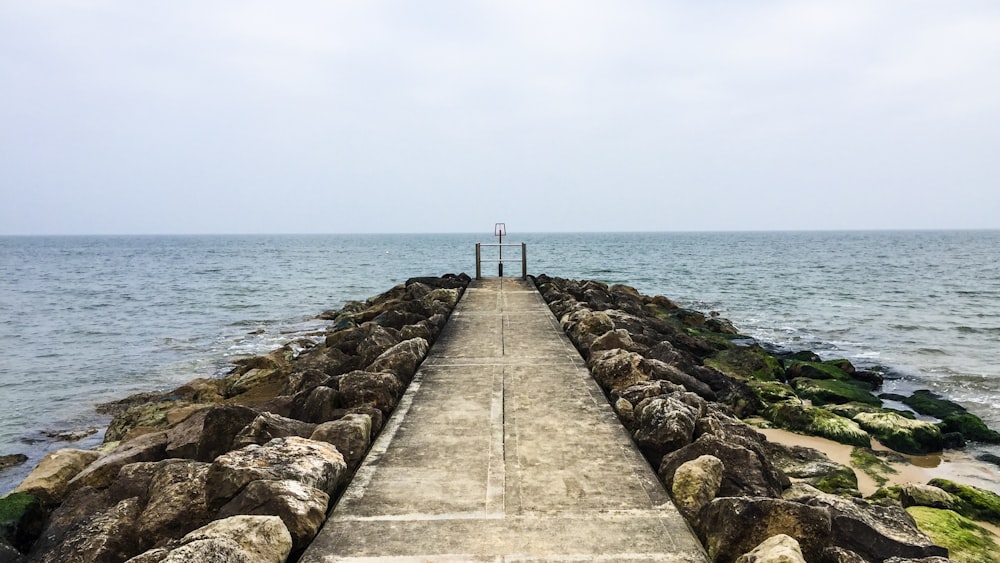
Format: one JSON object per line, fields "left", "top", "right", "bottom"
{"left": 2, "top": 231, "right": 999, "bottom": 494}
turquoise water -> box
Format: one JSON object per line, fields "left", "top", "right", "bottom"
{"left": 2, "top": 231, "right": 999, "bottom": 493}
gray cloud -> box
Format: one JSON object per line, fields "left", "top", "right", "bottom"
{"left": 2, "top": 1, "right": 998, "bottom": 234}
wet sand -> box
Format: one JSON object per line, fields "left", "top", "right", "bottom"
{"left": 757, "top": 427, "right": 1000, "bottom": 497}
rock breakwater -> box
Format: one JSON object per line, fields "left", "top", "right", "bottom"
{"left": 0, "top": 274, "right": 470, "bottom": 563}
{"left": 534, "top": 274, "right": 1000, "bottom": 563}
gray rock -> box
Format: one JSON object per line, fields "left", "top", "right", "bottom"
{"left": 660, "top": 434, "right": 789, "bottom": 498}
{"left": 670, "top": 455, "right": 723, "bottom": 524}
{"left": 13, "top": 449, "right": 102, "bottom": 505}
{"left": 356, "top": 324, "right": 402, "bottom": 367}
{"left": 205, "top": 437, "right": 346, "bottom": 509}
{"left": 217, "top": 479, "right": 329, "bottom": 551}
{"left": 804, "top": 488, "right": 948, "bottom": 562}
{"left": 136, "top": 460, "right": 213, "bottom": 547}
{"left": 30, "top": 496, "right": 143, "bottom": 563}
{"left": 735, "top": 534, "right": 806, "bottom": 563}
{"left": 645, "top": 358, "right": 716, "bottom": 400}
{"left": 127, "top": 515, "right": 292, "bottom": 563}
{"left": 289, "top": 385, "right": 340, "bottom": 424}
{"left": 195, "top": 405, "right": 260, "bottom": 462}
{"left": 899, "top": 483, "right": 955, "bottom": 510}
{"left": 339, "top": 370, "right": 403, "bottom": 414}
{"left": 310, "top": 413, "right": 372, "bottom": 469}
{"left": 68, "top": 431, "right": 168, "bottom": 491}
{"left": 632, "top": 394, "right": 701, "bottom": 465}
{"left": 590, "top": 329, "right": 647, "bottom": 357}
{"left": 365, "top": 338, "right": 429, "bottom": 383}
{"left": 163, "top": 408, "right": 211, "bottom": 459}
{"left": 231, "top": 412, "right": 317, "bottom": 450}
{"left": 697, "top": 497, "right": 832, "bottom": 563}
{"left": 587, "top": 348, "right": 652, "bottom": 392}
{"left": 820, "top": 546, "right": 869, "bottom": 563}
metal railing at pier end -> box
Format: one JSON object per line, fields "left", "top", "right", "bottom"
{"left": 475, "top": 242, "right": 527, "bottom": 280}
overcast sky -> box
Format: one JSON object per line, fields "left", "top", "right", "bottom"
{"left": 2, "top": 1, "right": 999, "bottom": 235}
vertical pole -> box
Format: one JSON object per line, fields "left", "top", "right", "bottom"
{"left": 521, "top": 242, "right": 527, "bottom": 279}
{"left": 498, "top": 232, "right": 503, "bottom": 277}
{"left": 475, "top": 243, "right": 481, "bottom": 280}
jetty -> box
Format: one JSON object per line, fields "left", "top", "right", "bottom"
{"left": 301, "top": 277, "right": 708, "bottom": 562}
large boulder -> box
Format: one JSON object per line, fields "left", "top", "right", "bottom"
{"left": 126, "top": 515, "right": 292, "bottom": 563}
{"left": 163, "top": 408, "right": 212, "bottom": 459}
{"left": 795, "top": 486, "right": 948, "bottom": 562}
{"left": 204, "top": 437, "right": 346, "bottom": 509}
{"left": 193, "top": 405, "right": 260, "bottom": 462}
{"left": 697, "top": 497, "right": 832, "bottom": 563}
{"left": 135, "top": 460, "right": 213, "bottom": 547}
{"left": 67, "top": 431, "right": 168, "bottom": 491}
{"left": 853, "top": 412, "right": 943, "bottom": 455}
{"left": 660, "top": 434, "right": 789, "bottom": 499}
{"left": 289, "top": 385, "right": 340, "bottom": 424}
{"left": 704, "top": 345, "right": 785, "bottom": 382}
{"left": 927, "top": 478, "right": 1000, "bottom": 525}
{"left": 765, "top": 442, "right": 860, "bottom": 497}
{"left": 632, "top": 394, "right": 702, "bottom": 465}
{"left": 310, "top": 413, "right": 372, "bottom": 470}
{"left": 646, "top": 359, "right": 716, "bottom": 400}
{"left": 29, "top": 496, "right": 143, "bottom": 563}
{"left": 231, "top": 412, "right": 318, "bottom": 450}
{"left": 765, "top": 403, "right": 871, "bottom": 448}
{"left": 589, "top": 329, "right": 648, "bottom": 358}
{"left": 356, "top": 324, "right": 402, "bottom": 367}
{"left": 587, "top": 349, "right": 652, "bottom": 392}
{"left": 0, "top": 492, "right": 45, "bottom": 553}
{"left": 670, "top": 455, "right": 724, "bottom": 524}
{"left": 735, "top": 534, "right": 806, "bottom": 563}
{"left": 13, "top": 449, "right": 102, "bottom": 505}
{"left": 338, "top": 371, "right": 403, "bottom": 415}
{"left": 790, "top": 378, "right": 881, "bottom": 407}
{"left": 564, "top": 309, "right": 614, "bottom": 349}
{"left": 217, "top": 479, "right": 329, "bottom": 551}
{"left": 365, "top": 338, "right": 429, "bottom": 383}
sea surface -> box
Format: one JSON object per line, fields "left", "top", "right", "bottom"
{"left": 2, "top": 231, "right": 999, "bottom": 494}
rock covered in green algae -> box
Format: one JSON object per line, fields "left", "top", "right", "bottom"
{"left": 927, "top": 478, "right": 1000, "bottom": 525}
{"left": 853, "top": 411, "right": 943, "bottom": 455}
{"left": 784, "top": 359, "right": 852, "bottom": 381}
{"left": 790, "top": 377, "right": 881, "bottom": 407}
{"left": 766, "top": 403, "right": 872, "bottom": 448}
{"left": 0, "top": 492, "right": 45, "bottom": 553}
{"left": 704, "top": 345, "right": 785, "bottom": 382}
{"left": 907, "top": 506, "right": 1000, "bottom": 563}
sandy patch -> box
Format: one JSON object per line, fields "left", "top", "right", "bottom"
{"left": 757, "top": 427, "right": 1000, "bottom": 497}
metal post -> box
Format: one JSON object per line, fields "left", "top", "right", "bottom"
{"left": 498, "top": 233, "right": 503, "bottom": 277}
{"left": 475, "top": 243, "right": 482, "bottom": 280}
{"left": 521, "top": 242, "right": 527, "bottom": 279}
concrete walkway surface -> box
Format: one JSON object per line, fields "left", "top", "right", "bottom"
{"left": 300, "top": 278, "right": 709, "bottom": 562}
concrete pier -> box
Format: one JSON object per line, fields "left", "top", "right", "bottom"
{"left": 301, "top": 278, "right": 708, "bottom": 562}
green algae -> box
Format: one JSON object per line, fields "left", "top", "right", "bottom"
{"left": 853, "top": 411, "right": 943, "bottom": 455}
{"left": 791, "top": 378, "right": 881, "bottom": 407}
{"left": 747, "top": 380, "right": 798, "bottom": 407}
{"left": 784, "top": 360, "right": 850, "bottom": 381}
{"left": 766, "top": 403, "right": 871, "bottom": 448}
{"left": 705, "top": 345, "right": 785, "bottom": 382}
{"left": 903, "top": 389, "right": 967, "bottom": 419}
{"left": 907, "top": 506, "right": 1000, "bottom": 563}
{"left": 940, "top": 413, "right": 1000, "bottom": 444}
{"left": 928, "top": 478, "right": 1000, "bottom": 525}
{"left": 851, "top": 448, "right": 899, "bottom": 487}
